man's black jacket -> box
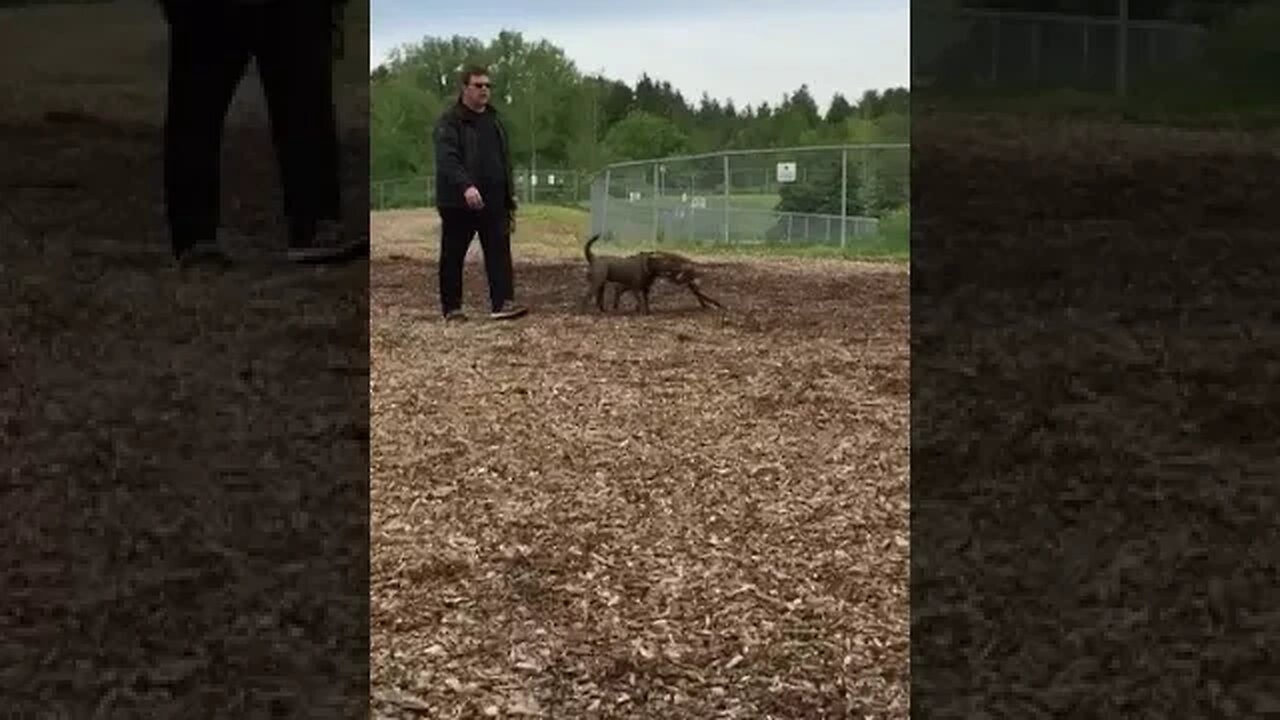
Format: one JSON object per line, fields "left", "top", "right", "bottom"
{"left": 432, "top": 100, "right": 517, "bottom": 213}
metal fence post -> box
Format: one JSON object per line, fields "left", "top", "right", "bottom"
{"left": 989, "top": 15, "right": 1000, "bottom": 83}
{"left": 840, "top": 147, "right": 849, "bottom": 249}
{"left": 1082, "top": 22, "right": 1090, "bottom": 83}
{"left": 1117, "top": 0, "right": 1129, "bottom": 97}
{"left": 652, "top": 162, "right": 659, "bottom": 244}
{"left": 601, "top": 167, "right": 611, "bottom": 236}
{"left": 1030, "top": 20, "right": 1042, "bottom": 83}
{"left": 722, "top": 153, "right": 730, "bottom": 245}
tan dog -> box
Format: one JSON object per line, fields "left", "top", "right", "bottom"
{"left": 578, "top": 233, "right": 660, "bottom": 313}
{"left": 612, "top": 250, "right": 725, "bottom": 311}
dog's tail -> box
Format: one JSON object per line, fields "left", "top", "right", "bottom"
{"left": 583, "top": 233, "right": 601, "bottom": 264}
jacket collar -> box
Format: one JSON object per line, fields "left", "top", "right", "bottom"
{"left": 453, "top": 97, "right": 499, "bottom": 121}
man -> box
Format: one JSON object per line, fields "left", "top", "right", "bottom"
{"left": 432, "top": 65, "right": 528, "bottom": 321}
{"left": 158, "top": 0, "right": 368, "bottom": 269}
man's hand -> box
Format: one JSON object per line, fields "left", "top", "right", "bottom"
{"left": 464, "top": 186, "right": 484, "bottom": 210}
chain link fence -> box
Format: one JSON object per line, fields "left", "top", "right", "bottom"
{"left": 588, "top": 144, "right": 908, "bottom": 250}
{"left": 923, "top": 8, "right": 1205, "bottom": 94}
{"left": 371, "top": 168, "right": 590, "bottom": 211}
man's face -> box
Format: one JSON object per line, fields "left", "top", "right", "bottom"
{"left": 462, "top": 74, "right": 491, "bottom": 108}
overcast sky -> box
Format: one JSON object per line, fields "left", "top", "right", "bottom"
{"left": 370, "top": 0, "right": 909, "bottom": 111}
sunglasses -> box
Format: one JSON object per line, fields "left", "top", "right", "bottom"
{"left": 469, "top": 82, "right": 491, "bottom": 89}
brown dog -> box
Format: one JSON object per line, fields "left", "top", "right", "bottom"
{"left": 579, "top": 233, "right": 660, "bottom": 313}
{"left": 612, "top": 250, "right": 725, "bottom": 311}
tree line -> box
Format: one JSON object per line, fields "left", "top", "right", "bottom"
{"left": 370, "top": 31, "right": 910, "bottom": 184}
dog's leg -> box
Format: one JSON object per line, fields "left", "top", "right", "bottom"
{"left": 581, "top": 273, "right": 606, "bottom": 313}
{"left": 640, "top": 287, "right": 651, "bottom": 314}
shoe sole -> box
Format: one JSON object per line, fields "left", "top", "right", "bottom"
{"left": 489, "top": 308, "right": 528, "bottom": 320}
{"left": 287, "top": 240, "right": 370, "bottom": 265}
{"left": 179, "top": 261, "right": 233, "bottom": 272}
{"left": 177, "top": 250, "right": 233, "bottom": 271}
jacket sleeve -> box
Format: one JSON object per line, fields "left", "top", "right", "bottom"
{"left": 498, "top": 118, "right": 518, "bottom": 210}
{"left": 433, "top": 116, "right": 473, "bottom": 190}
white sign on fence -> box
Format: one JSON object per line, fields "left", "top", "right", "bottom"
{"left": 628, "top": 191, "right": 642, "bottom": 202}
{"left": 690, "top": 196, "right": 707, "bottom": 209}
{"left": 547, "top": 174, "right": 556, "bottom": 185}
{"left": 531, "top": 174, "right": 539, "bottom": 186}
{"left": 776, "top": 162, "right": 797, "bottom": 183}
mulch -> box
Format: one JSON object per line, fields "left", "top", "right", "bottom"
{"left": 909, "top": 113, "right": 1280, "bottom": 717}
{"left": 370, "top": 253, "right": 910, "bottom": 718}
{"left": 3, "top": 117, "right": 371, "bottom": 717}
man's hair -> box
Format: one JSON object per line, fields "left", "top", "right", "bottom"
{"left": 459, "top": 65, "right": 489, "bottom": 86}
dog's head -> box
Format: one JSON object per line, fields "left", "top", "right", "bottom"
{"left": 644, "top": 252, "right": 698, "bottom": 283}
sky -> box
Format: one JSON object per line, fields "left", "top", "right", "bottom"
{"left": 369, "top": 0, "right": 909, "bottom": 111}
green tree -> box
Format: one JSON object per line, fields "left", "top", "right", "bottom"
{"left": 370, "top": 71, "right": 441, "bottom": 180}
{"left": 826, "top": 93, "right": 855, "bottom": 124}
{"left": 602, "top": 111, "right": 691, "bottom": 162}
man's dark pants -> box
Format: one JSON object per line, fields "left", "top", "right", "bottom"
{"left": 437, "top": 205, "right": 515, "bottom": 315}
{"left": 162, "top": 1, "right": 341, "bottom": 257}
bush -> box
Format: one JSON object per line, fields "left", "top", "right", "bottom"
{"left": 764, "top": 149, "right": 909, "bottom": 243}
{"left": 1202, "top": 4, "right": 1280, "bottom": 102}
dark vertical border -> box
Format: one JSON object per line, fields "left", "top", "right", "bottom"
{"left": 2, "top": 1, "right": 370, "bottom": 715}
{"left": 911, "top": 1, "right": 1280, "bottom": 716}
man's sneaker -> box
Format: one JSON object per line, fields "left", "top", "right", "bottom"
{"left": 176, "top": 242, "right": 233, "bottom": 270}
{"left": 287, "top": 220, "right": 369, "bottom": 265}
{"left": 444, "top": 309, "right": 468, "bottom": 322}
{"left": 489, "top": 301, "right": 528, "bottom": 320}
